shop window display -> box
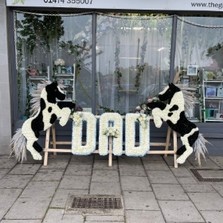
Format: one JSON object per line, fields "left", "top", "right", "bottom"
{"left": 14, "top": 12, "right": 223, "bottom": 122}
{"left": 175, "top": 16, "right": 223, "bottom": 122}
{"left": 15, "top": 13, "right": 93, "bottom": 119}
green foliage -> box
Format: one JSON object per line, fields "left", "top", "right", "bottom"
{"left": 18, "top": 14, "right": 64, "bottom": 54}
{"left": 207, "top": 43, "right": 223, "bottom": 68}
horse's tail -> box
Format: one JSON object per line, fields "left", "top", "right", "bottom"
{"left": 193, "top": 133, "right": 209, "bottom": 165}
{"left": 10, "top": 128, "right": 27, "bottom": 163}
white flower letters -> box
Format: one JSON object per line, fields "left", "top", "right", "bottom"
{"left": 71, "top": 112, "right": 151, "bottom": 156}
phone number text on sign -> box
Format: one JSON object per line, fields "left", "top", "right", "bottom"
{"left": 43, "top": 0, "right": 93, "bottom": 4}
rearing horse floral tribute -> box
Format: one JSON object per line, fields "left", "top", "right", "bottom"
{"left": 10, "top": 81, "right": 76, "bottom": 162}
{"left": 137, "top": 83, "right": 208, "bottom": 164}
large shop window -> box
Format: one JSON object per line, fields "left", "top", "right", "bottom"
{"left": 174, "top": 17, "right": 223, "bottom": 122}
{"left": 96, "top": 15, "right": 172, "bottom": 114}
{"left": 15, "top": 12, "right": 93, "bottom": 119}
{"left": 14, "top": 12, "right": 223, "bottom": 123}
{"left": 14, "top": 12, "right": 172, "bottom": 119}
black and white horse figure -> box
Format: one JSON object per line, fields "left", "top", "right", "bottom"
{"left": 137, "top": 83, "right": 208, "bottom": 164}
{"left": 11, "top": 81, "right": 76, "bottom": 162}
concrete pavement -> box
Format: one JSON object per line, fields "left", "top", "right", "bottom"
{"left": 0, "top": 153, "right": 223, "bottom": 223}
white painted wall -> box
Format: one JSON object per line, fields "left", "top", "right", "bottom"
{"left": 0, "top": 0, "right": 11, "bottom": 154}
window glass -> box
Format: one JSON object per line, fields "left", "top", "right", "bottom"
{"left": 175, "top": 16, "right": 223, "bottom": 122}
{"left": 15, "top": 12, "right": 92, "bottom": 119}
{"left": 96, "top": 15, "right": 172, "bottom": 114}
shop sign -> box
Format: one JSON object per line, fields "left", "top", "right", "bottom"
{"left": 6, "top": 0, "right": 223, "bottom": 12}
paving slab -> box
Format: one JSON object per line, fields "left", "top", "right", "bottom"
{"left": 0, "top": 175, "right": 33, "bottom": 189}
{"left": 70, "top": 155, "right": 93, "bottom": 164}
{"left": 212, "top": 183, "right": 223, "bottom": 196}
{"left": 209, "top": 156, "right": 223, "bottom": 167}
{"left": 142, "top": 155, "right": 165, "bottom": 162}
{"left": 59, "top": 175, "right": 91, "bottom": 190}
{"left": 20, "top": 181, "right": 59, "bottom": 198}
{"left": 165, "top": 156, "right": 192, "bottom": 168}
{"left": 170, "top": 166, "right": 193, "bottom": 177}
{"left": 0, "top": 169, "right": 10, "bottom": 179}
{"left": 0, "top": 189, "right": 22, "bottom": 219}
{"left": 152, "top": 184, "right": 189, "bottom": 200}
{"left": 91, "top": 170, "right": 119, "bottom": 183}
{"left": 32, "top": 169, "right": 64, "bottom": 181}
{"left": 1, "top": 220, "right": 41, "bottom": 223}
{"left": 126, "top": 210, "right": 165, "bottom": 223}
{"left": 201, "top": 210, "right": 223, "bottom": 223}
{"left": 159, "top": 200, "right": 204, "bottom": 222}
{"left": 147, "top": 170, "right": 178, "bottom": 184}
{"left": 90, "top": 182, "right": 121, "bottom": 195}
{"left": 190, "top": 157, "right": 220, "bottom": 169}
{"left": 43, "top": 208, "right": 84, "bottom": 223}
{"left": 50, "top": 189, "right": 88, "bottom": 208}
{"left": 65, "top": 164, "right": 92, "bottom": 176}
{"left": 123, "top": 191, "right": 159, "bottom": 210}
{"left": 9, "top": 164, "right": 41, "bottom": 175}
{"left": 0, "top": 157, "right": 17, "bottom": 169}
{"left": 5, "top": 196, "right": 52, "bottom": 219}
{"left": 119, "top": 164, "right": 146, "bottom": 176}
{"left": 177, "top": 176, "right": 198, "bottom": 184}
{"left": 182, "top": 184, "right": 215, "bottom": 193}
{"left": 118, "top": 157, "right": 142, "bottom": 165}
{"left": 188, "top": 192, "right": 223, "bottom": 211}
{"left": 120, "top": 176, "right": 151, "bottom": 191}
{"left": 42, "top": 155, "right": 70, "bottom": 169}
{"left": 86, "top": 215, "right": 124, "bottom": 222}
{"left": 143, "top": 161, "right": 170, "bottom": 171}
{"left": 93, "top": 159, "right": 118, "bottom": 170}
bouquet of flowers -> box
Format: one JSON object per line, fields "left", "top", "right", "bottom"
{"left": 72, "top": 112, "right": 83, "bottom": 126}
{"left": 103, "top": 127, "right": 120, "bottom": 138}
{"left": 137, "top": 114, "right": 149, "bottom": 129}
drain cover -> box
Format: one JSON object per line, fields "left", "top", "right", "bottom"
{"left": 71, "top": 195, "right": 122, "bottom": 209}
{"left": 66, "top": 195, "right": 123, "bottom": 214}
{"left": 191, "top": 168, "right": 223, "bottom": 182}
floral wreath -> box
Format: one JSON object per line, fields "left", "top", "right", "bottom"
{"left": 125, "top": 113, "right": 150, "bottom": 157}
{"left": 71, "top": 112, "right": 96, "bottom": 155}
{"left": 98, "top": 113, "right": 123, "bottom": 156}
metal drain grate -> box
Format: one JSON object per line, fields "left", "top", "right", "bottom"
{"left": 191, "top": 168, "right": 223, "bottom": 182}
{"left": 66, "top": 194, "right": 123, "bottom": 214}
{"left": 71, "top": 195, "right": 122, "bottom": 209}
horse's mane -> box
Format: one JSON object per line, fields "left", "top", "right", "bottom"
{"left": 175, "top": 84, "right": 196, "bottom": 112}
{"left": 30, "top": 80, "right": 65, "bottom": 116}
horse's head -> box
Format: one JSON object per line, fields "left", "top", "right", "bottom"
{"left": 158, "top": 83, "right": 180, "bottom": 102}
{"left": 45, "top": 81, "right": 66, "bottom": 103}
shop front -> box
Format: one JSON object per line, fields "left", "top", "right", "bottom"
{"left": 1, "top": 0, "right": 223, "bottom": 154}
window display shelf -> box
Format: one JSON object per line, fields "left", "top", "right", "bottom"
{"left": 205, "top": 118, "right": 223, "bottom": 122}
{"left": 202, "top": 76, "right": 223, "bottom": 122}
{"left": 29, "top": 76, "right": 48, "bottom": 81}
{"left": 53, "top": 64, "right": 76, "bottom": 101}
{"left": 205, "top": 97, "right": 223, "bottom": 100}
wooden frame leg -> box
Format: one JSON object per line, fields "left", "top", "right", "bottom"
{"left": 108, "top": 136, "right": 112, "bottom": 167}
{"left": 52, "top": 124, "right": 57, "bottom": 156}
{"left": 173, "top": 130, "right": 178, "bottom": 168}
{"left": 43, "top": 128, "right": 50, "bottom": 166}
{"left": 164, "top": 127, "right": 172, "bottom": 157}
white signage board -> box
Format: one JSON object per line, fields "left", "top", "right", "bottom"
{"left": 6, "top": 0, "right": 223, "bottom": 12}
